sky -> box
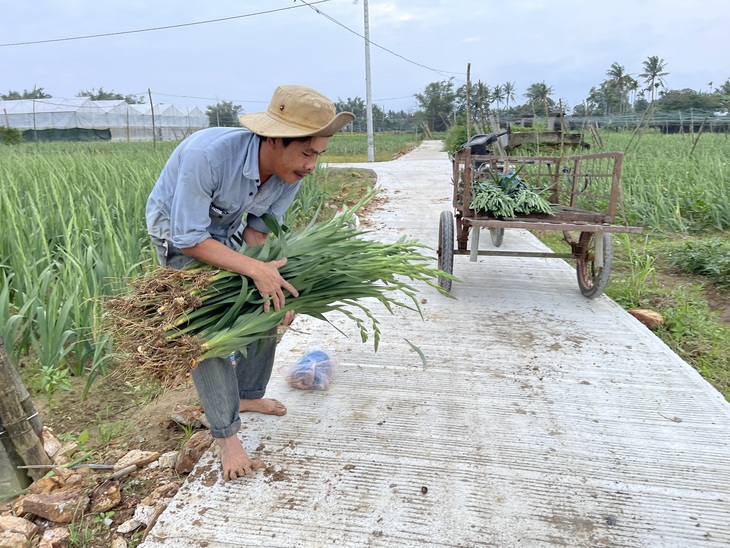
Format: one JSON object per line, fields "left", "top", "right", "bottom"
{"left": 0, "top": 0, "right": 727, "bottom": 115}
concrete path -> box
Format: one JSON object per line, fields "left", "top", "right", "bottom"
{"left": 141, "top": 141, "right": 730, "bottom": 547}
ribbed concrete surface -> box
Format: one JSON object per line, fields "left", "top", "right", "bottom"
{"left": 142, "top": 141, "right": 730, "bottom": 547}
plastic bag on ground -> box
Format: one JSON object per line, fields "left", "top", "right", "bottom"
{"left": 282, "top": 348, "right": 336, "bottom": 390}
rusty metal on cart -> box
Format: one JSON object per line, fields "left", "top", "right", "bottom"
{"left": 452, "top": 147, "right": 642, "bottom": 246}
{"left": 437, "top": 147, "right": 644, "bottom": 297}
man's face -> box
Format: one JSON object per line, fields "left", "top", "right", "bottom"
{"left": 272, "top": 136, "right": 330, "bottom": 184}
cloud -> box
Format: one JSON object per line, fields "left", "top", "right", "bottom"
{"left": 1, "top": 0, "right": 727, "bottom": 114}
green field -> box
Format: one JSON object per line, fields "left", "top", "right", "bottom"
{"left": 601, "top": 131, "right": 730, "bottom": 232}
{"left": 317, "top": 131, "right": 422, "bottom": 162}
{"left": 1, "top": 130, "right": 729, "bottom": 397}
{"left": 0, "top": 134, "right": 414, "bottom": 395}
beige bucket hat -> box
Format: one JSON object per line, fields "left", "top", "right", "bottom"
{"left": 239, "top": 85, "right": 355, "bottom": 138}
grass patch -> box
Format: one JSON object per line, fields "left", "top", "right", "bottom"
{"left": 323, "top": 132, "right": 421, "bottom": 162}
{"left": 610, "top": 233, "right": 730, "bottom": 399}
{"left": 663, "top": 237, "right": 730, "bottom": 289}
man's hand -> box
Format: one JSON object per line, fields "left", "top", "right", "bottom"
{"left": 242, "top": 227, "right": 299, "bottom": 312}
{"left": 251, "top": 257, "right": 299, "bottom": 312}
{"left": 182, "top": 238, "right": 299, "bottom": 312}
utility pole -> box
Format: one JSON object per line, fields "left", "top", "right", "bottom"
{"left": 363, "top": 0, "right": 374, "bottom": 162}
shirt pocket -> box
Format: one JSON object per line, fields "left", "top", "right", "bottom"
{"left": 208, "top": 202, "right": 239, "bottom": 227}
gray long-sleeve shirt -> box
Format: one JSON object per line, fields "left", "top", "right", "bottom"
{"left": 146, "top": 127, "right": 301, "bottom": 250}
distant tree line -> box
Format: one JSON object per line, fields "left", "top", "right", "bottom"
{"left": 4, "top": 55, "right": 729, "bottom": 134}
{"left": 1, "top": 87, "right": 144, "bottom": 105}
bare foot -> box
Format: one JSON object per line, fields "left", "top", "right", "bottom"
{"left": 216, "top": 435, "right": 265, "bottom": 481}
{"left": 239, "top": 398, "right": 287, "bottom": 416}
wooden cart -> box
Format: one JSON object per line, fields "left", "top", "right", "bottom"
{"left": 438, "top": 148, "right": 643, "bottom": 298}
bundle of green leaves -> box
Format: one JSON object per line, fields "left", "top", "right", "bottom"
{"left": 104, "top": 204, "right": 456, "bottom": 387}
{"left": 470, "top": 171, "right": 554, "bottom": 218}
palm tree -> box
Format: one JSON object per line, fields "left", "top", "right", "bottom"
{"left": 414, "top": 79, "right": 457, "bottom": 132}
{"left": 471, "top": 80, "right": 491, "bottom": 132}
{"left": 607, "top": 63, "right": 627, "bottom": 88}
{"left": 491, "top": 84, "right": 505, "bottom": 111}
{"left": 639, "top": 55, "right": 669, "bottom": 103}
{"left": 502, "top": 81, "right": 516, "bottom": 112}
{"left": 606, "top": 62, "right": 629, "bottom": 112}
{"left": 625, "top": 76, "right": 640, "bottom": 110}
{"left": 525, "top": 81, "right": 555, "bottom": 109}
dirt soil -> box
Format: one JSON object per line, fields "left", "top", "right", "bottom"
{"left": 642, "top": 265, "right": 730, "bottom": 325}
{"left": 36, "top": 375, "right": 199, "bottom": 458}
{"left": 698, "top": 280, "right": 730, "bottom": 325}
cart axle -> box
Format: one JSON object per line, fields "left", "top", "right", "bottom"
{"left": 456, "top": 250, "right": 575, "bottom": 259}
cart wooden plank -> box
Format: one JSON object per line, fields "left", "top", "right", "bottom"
{"left": 463, "top": 218, "right": 644, "bottom": 234}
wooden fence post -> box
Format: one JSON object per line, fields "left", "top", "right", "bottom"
{"left": 0, "top": 421, "right": 27, "bottom": 494}
{"left": 0, "top": 341, "right": 52, "bottom": 484}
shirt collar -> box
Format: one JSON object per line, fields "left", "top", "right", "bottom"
{"left": 242, "top": 132, "right": 262, "bottom": 182}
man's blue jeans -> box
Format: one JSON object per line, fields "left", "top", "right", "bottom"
{"left": 152, "top": 237, "right": 278, "bottom": 439}
{"left": 189, "top": 333, "right": 277, "bottom": 438}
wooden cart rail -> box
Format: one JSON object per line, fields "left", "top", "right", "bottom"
{"left": 452, "top": 149, "right": 626, "bottom": 225}
{"left": 439, "top": 149, "right": 644, "bottom": 298}
{"left": 463, "top": 218, "right": 644, "bottom": 234}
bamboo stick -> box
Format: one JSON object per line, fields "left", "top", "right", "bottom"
{"left": 690, "top": 116, "right": 709, "bottom": 156}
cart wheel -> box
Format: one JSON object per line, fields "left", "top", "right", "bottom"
{"left": 437, "top": 211, "right": 454, "bottom": 291}
{"left": 576, "top": 232, "right": 613, "bottom": 298}
{"left": 489, "top": 227, "right": 505, "bottom": 247}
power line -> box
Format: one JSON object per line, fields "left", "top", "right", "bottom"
{"left": 151, "top": 92, "right": 269, "bottom": 105}
{"left": 374, "top": 95, "right": 417, "bottom": 102}
{"left": 0, "top": 1, "right": 331, "bottom": 48}
{"left": 152, "top": 91, "right": 418, "bottom": 108}
{"left": 296, "top": 0, "right": 464, "bottom": 80}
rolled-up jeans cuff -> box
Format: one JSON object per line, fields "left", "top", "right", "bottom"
{"left": 240, "top": 389, "right": 267, "bottom": 400}
{"left": 209, "top": 418, "right": 242, "bottom": 440}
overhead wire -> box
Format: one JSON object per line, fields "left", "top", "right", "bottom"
{"left": 151, "top": 92, "right": 269, "bottom": 105}
{"left": 0, "top": 0, "right": 463, "bottom": 106}
{"left": 295, "top": 0, "right": 465, "bottom": 81}
{"left": 0, "top": 1, "right": 331, "bottom": 47}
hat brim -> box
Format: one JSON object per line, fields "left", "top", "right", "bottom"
{"left": 239, "top": 111, "right": 355, "bottom": 138}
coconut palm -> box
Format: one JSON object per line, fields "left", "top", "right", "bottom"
{"left": 606, "top": 62, "right": 630, "bottom": 112}
{"left": 607, "top": 63, "right": 627, "bottom": 87}
{"left": 503, "top": 81, "right": 516, "bottom": 112}
{"left": 525, "top": 81, "right": 555, "bottom": 109}
{"left": 472, "top": 80, "right": 491, "bottom": 131}
{"left": 639, "top": 55, "right": 669, "bottom": 103}
{"left": 625, "top": 76, "right": 640, "bottom": 110}
{"left": 491, "top": 84, "right": 505, "bottom": 111}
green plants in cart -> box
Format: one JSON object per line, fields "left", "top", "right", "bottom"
{"left": 470, "top": 170, "right": 554, "bottom": 218}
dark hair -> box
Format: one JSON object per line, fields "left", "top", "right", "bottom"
{"left": 279, "top": 136, "right": 312, "bottom": 147}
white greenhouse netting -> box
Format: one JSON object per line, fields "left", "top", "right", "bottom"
{"left": 0, "top": 98, "right": 209, "bottom": 141}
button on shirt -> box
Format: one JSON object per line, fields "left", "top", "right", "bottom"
{"left": 146, "top": 127, "right": 301, "bottom": 250}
